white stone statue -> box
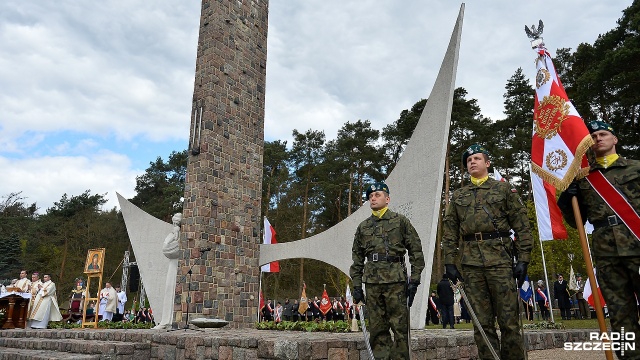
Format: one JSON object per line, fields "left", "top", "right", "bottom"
{"left": 154, "top": 213, "right": 182, "bottom": 329}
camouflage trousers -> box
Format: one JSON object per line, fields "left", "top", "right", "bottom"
{"left": 364, "top": 282, "right": 409, "bottom": 360}
{"left": 597, "top": 255, "right": 640, "bottom": 360}
{"left": 462, "top": 264, "right": 525, "bottom": 360}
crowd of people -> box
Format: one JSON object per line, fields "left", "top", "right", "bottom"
{"left": 259, "top": 296, "right": 360, "bottom": 323}
{"left": 1, "top": 269, "right": 154, "bottom": 327}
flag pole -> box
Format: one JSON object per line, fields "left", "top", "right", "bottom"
{"left": 258, "top": 272, "right": 263, "bottom": 322}
{"left": 572, "top": 198, "right": 613, "bottom": 360}
{"left": 538, "top": 237, "right": 555, "bottom": 323}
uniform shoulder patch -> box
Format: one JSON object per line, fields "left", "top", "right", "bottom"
{"left": 511, "top": 188, "right": 518, "bottom": 193}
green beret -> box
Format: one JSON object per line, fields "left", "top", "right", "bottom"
{"left": 462, "top": 144, "right": 490, "bottom": 168}
{"left": 365, "top": 182, "right": 390, "bottom": 199}
{"left": 587, "top": 120, "right": 615, "bottom": 135}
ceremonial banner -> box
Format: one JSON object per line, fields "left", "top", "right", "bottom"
{"left": 568, "top": 265, "right": 578, "bottom": 291}
{"left": 531, "top": 169, "right": 568, "bottom": 240}
{"left": 298, "top": 283, "right": 309, "bottom": 315}
{"left": 319, "top": 288, "right": 332, "bottom": 316}
{"left": 530, "top": 42, "right": 593, "bottom": 191}
{"left": 519, "top": 276, "right": 534, "bottom": 306}
{"left": 261, "top": 218, "right": 280, "bottom": 273}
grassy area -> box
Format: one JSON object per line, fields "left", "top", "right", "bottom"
{"left": 423, "top": 318, "right": 610, "bottom": 331}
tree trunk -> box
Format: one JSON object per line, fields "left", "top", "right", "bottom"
{"left": 59, "top": 234, "right": 69, "bottom": 286}
{"left": 299, "top": 170, "right": 310, "bottom": 291}
{"left": 347, "top": 172, "right": 353, "bottom": 216}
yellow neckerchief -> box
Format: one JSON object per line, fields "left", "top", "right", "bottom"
{"left": 372, "top": 206, "right": 389, "bottom": 219}
{"left": 471, "top": 175, "right": 489, "bottom": 186}
{"left": 596, "top": 154, "right": 619, "bottom": 169}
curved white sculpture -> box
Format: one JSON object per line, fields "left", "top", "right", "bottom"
{"left": 259, "top": 4, "right": 465, "bottom": 329}
{"left": 116, "top": 192, "right": 174, "bottom": 328}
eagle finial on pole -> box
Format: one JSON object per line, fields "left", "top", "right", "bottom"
{"left": 525, "top": 19, "right": 545, "bottom": 49}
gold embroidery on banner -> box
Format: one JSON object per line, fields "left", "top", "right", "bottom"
{"left": 534, "top": 95, "right": 570, "bottom": 139}
{"left": 536, "top": 68, "right": 551, "bottom": 88}
{"left": 545, "top": 149, "right": 568, "bottom": 171}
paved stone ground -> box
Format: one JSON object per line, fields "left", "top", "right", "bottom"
{"left": 529, "top": 348, "right": 609, "bottom": 360}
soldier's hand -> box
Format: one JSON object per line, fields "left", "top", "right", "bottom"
{"left": 445, "top": 264, "right": 464, "bottom": 283}
{"left": 513, "top": 261, "right": 528, "bottom": 287}
{"left": 353, "top": 286, "right": 365, "bottom": 305}
{"left": 565, "top": 182, "right": 579, "bottom": 197}
{"left": 406, "top": 281, "right": 420, "bottom": 307}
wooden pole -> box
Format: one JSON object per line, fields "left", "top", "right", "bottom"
{"left": 571, "top": 197, "right": 613, "bottom": 360}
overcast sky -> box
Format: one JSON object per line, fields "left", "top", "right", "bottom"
{"left": 0, "top": 0, "right": 630, "bottom": 213}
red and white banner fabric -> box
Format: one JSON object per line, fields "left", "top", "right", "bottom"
{"left": 530, "top": 45, "right": 593, "bottom": 191}
{"left": 261, "top": 218, "right": 280, "bottom": 273}
{"left": 531, "top": 168, "right": 568, "bottom": 240}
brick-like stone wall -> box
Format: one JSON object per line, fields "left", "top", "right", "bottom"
{"left": 177, "top": 0, "right": 269, "bottom": 328}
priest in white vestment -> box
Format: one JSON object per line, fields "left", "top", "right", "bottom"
{"left": 15, "top": 270, "right": 31, "bottom": 292}
{"left": 28, "top": 274, "right": 62, "bottom": 329}
{"left": 116, "top": 285, "right": 127, "bottom": 321}
{"left": 99, "top": 282, "right": 118, "bottom": 321}
{"left": 28, "top": 272, "right": 43, "bottom": 315}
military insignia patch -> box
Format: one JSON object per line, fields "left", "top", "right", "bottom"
{"left": 536, "top": 68, "right": 551, "bottom": 88}
{"left": 534, "top": 94, "right": 570, "bottom": 139}
{"left": 545, "top": 149, "right": 568, "bottom": 171}
{"left": 511, "top": 188, "right": 518, "bottom": 193}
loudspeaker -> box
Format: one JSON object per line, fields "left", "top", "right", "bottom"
{"left": 129, "top": 265, "right": 140, "bottom": 293}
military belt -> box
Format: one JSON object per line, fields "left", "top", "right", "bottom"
{"left": 592, "top": 215, "right": 622, "bottom": 229}
{"left": 463, "top": 231, "right": 511, "bottom": 241}
{"left": 366, "top": 253, "right": 403, "bottom": 262}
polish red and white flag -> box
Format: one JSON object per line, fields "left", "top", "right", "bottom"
{"left": 261, "top": 218, "right": 280, "bottom": 273}
{"left": 584, "top": 268, "right": 606, "bottom": 308}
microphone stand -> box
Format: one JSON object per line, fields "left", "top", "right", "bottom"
{"left": 170, "top": 248, "right": 210, "bottom": 331}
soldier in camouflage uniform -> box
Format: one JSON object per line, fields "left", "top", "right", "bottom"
{"left": 558, "top": 121, "right": 640, "bottom": 359}
{"left": 350, "top": 182, "right": 425, "bottom": 360}
{"left": 442, "top": 144, "right": 532, "bottom": 360}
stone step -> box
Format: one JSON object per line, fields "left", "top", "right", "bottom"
{"left": 0, "top": 347, "right": 101, "bottom": 360}
{"left": 0, "top": 337, "right": 150, "bottom": 359}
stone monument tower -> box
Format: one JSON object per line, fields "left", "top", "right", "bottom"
{"left": 177, "top": 0, "right": 269, "bottom": 327}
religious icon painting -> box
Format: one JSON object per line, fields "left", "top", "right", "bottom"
{"left": 84, "top": 248, "right": 105, "bottom": 274}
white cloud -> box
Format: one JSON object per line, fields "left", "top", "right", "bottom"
{"left": 0, "top": 151, "right": 140, "bottom": 213}
{"left": 0, "top": 0, "right": 631, "bottom": 213}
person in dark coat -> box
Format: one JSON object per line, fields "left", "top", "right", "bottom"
{"left": 553, "top": 274, "right": 572, "bottom": 320}
{"left": 282, "top": 298, "right": 293, "bottom": 321}
{"left": 437, "top": 276, "right": 455, "bottom": 329}
{"left": 426, "top": 291, "right": 440, "bottom": 325}
{"left": 459, "top": 297, "right": 471, "bottom": 323}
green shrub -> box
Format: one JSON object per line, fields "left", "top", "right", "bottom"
{"left": 522, "top": 321, "right": 565, "bottom": 330}
{"left": 255, "top": 320, "right": 354, "bottom": 332}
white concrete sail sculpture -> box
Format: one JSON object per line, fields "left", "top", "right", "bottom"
{"left": 260, "top": 4, "right": 464, "bottom": 329}
{"left": 116, "top": 192, "right": 174, "bottom": 327}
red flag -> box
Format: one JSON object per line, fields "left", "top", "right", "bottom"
{"left": 584, "top": 268, "right": 606, "bottom": 308}
{"left": 261, "top": 218, "right": 280, "bottom": 272}
{"left": 319, "top": 288, "right": 332, "bottom": 316}
{"left": 530, "top": 43, "right": 593, "bottom": 192}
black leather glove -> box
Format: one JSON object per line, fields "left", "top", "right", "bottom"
{"left": 353, "top": 286, "right": 365, "bottom": 305}
{"left": 406, "top": 281, "right": 420, "bottom": 307}
{"left": 445, "top": 264, "right": 464, "bottom": 283}
{"left": 557, "top": 182, "right": 579, "bottom": 213}
{"left": 513, "top": 261, "right": 528, "bottom": 287}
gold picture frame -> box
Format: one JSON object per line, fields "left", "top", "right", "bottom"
{"left": 84, "top": 248, "right": 105, "bottom": 274}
